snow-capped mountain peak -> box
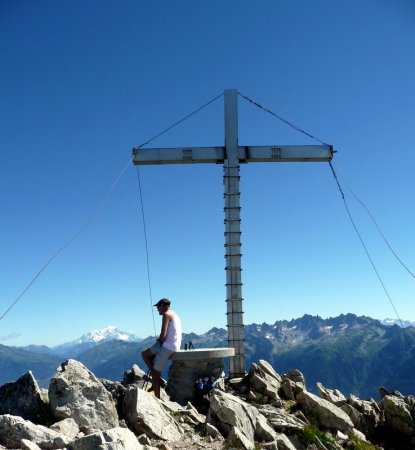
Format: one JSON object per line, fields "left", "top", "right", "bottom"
{"left": 75, "top": 325, "right": 139, "bottom": 344}
{"left": 382, "top": 318, "right": 415, "bottom": 328}
{"left": 51, "top": 325, "right": 141, "bottom": 357}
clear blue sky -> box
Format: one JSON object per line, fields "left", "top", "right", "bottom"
{"left": 1, "top": 0, "right": 414, "bottom": 346}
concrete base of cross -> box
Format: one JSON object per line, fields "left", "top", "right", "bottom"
{"left": 167, "top": 348, "right": 235, "bottom": 405}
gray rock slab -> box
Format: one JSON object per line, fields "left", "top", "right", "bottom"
{"left": 247, "top": 363, "right": 281, "bottom": 403}
{"left": 21, "top": 439, "right": 43, "bottom": 450}
{"left": 68, "top": 427, "right": 143, "bottom": 450}
{"left": 0, "top": 371, "right": 50, "bottom": 424}
{"left": 255, "top": 413, "right": 278, "bottom": 442}
{"left": 0, "top": 414, "right": 68, "bottom": 449}
{"left": 122, "top": 386, "right": 182, "bottom": 441}
{"left": 50, "top": 418, "right": 80, "bottom": 441}
{"left": 275, "top": 433, "right": 298, "bottom": 450}
{"left": 207, "top": 389, "right": 257, "bottom": 443}
{"left": 317, "top": 382, "right": 346, "bottom": 406}
{"left": 283, "top": 369, "right": 305, "bottom": 386}
{"left": 206, "top": 423, "right": 224, "bottom": 440}
{"left": 227, "top": 426, "right": 254, "bottom": 450}
{"left": 49, "top": 360, "right": 119, "bottom": 434}
{"left": 258, "top": 406, "right": 306, "bottom": 433}
{"left": 257, "top": 360, "right": 282, "bottom": 382}
{"left": 382, "top": 395, "right": 415, "bottom": 436}
{"left": 297, "top": 390, "right": 353, "bottom": 435}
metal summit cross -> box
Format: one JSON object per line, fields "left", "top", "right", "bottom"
{"left": 132, "top": 89, "right": 333, "bottom": 378}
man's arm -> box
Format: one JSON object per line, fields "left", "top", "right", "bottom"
{"left": 158, "top": 311, "right": 173, "bottom": 343}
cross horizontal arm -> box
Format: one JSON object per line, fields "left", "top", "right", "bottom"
{"left": 132, "top": 147, "right": 225, "bottom": 165}
{"left": 239, "top": 145, "right": 333, "bottom": 162}
{"left": 132, "top": 144, "right": 333, "bottom": 165}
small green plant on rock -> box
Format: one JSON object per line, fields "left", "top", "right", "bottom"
{"left": 248, "top": 391, "right": 263, "bottom": 403}
{"left": 282, "top": 399, "right": 296, "bottom": 411}
{"left": 351, "top": 434, "right": 377, "bottom": 450}
{"left": 297, "top": 424, "right": 336, "bottom": 450}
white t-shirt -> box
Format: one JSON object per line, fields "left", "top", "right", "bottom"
{"left": 163, "top": 310, "right": 182, "bottom": 352}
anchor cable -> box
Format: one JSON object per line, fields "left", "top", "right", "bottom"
{"left": 132, "top": 91, "right": 224, "bottom": 337}
{"left": 136, "top": 166, "right": 157, "bottom": 338}
{"left": 0, "top": 156, "right": 134, "bottom": 322}
{"left": 329, "top": 162, "right": 415, "bottom": 357}
{"left": 134, "top": 92, "right": 224, "bottom": 150}
{"left": 238, "top": 90, "right": 413, "bottom": 353}
{"left": 1, "top": 92, "right": 224, "bottom": 323}
{"left": 238, "top": 91, "right": 330, "bottom": 146}
{"left": 332, "top": 162, "right": 415, "bottom": 280}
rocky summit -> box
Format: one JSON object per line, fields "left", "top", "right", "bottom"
{"left": 0, "top": 358, "right": 414, "bottom": 450}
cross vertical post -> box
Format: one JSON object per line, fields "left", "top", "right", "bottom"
{"left": 224, "top": 89, "right": 245, "bottom": 377}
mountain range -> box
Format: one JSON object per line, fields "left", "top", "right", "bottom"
{"left": 1, "top": 314, "right": 414, "bottom": 399}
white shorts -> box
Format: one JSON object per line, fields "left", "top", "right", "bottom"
{"left": 149, "top": 342, "right": 174, "bottom": 372}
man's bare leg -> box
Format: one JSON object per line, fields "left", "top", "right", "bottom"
{"left": 141, "top": 349, "right": 155, "bottom": 371}
{"left": 151, "top": 369, "right": 161, "bottom": 399}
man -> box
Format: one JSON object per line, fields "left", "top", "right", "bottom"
{"left": 141, "top": 298, "right": 182, "bottom": 398}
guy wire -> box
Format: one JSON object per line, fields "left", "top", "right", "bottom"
{"left": 237, "top": 90, "right": 413, "bottom": 351}
{"left": 333, "top": 162, "right": 415, "bottom": 280}
{"left": 238, "top": 91, "right": 329, "bottom": 146}
{"left": 329, "top": 162, "right": 415, "bottom": 358}
{"left": 136, "top": 165, "right": 157, "bottom": 338}
{"left": 132, "top": 91, "right": 225, "bottom": 338}
{"left": 1, "top": 92, "right": 224, "bottom": 323}
{"left": 0, "top": 156, "right": 134, "bottom": 322}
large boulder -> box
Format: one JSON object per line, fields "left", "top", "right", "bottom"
{"left": 0, "top": 371, "right": 50, "bottom": 424}
{"left": 341, "top": 403, "right": 364, "bottom": 430}
{"left": 122, "top": 386, "right": 182, "bottom": 441}
{"left": 275, "top": 433, "right": 298, "bottom": 450}
{"left": 283, "top": 369, "right": 305, "bottom": 386}
{"left": 207, "top": 388, "right": 276, "bottom": 445}
{"left": 50, "top": 418, "right": 80, "bottom": 441}
{"left": 382, "top": 395, "right": 415, "bottom": 436}
{"left": 246, "top": 362, "right": 281, "bottom": 403}
{"left": 257, "top": 360, "right": 282, "bottom": 383}
{"left": 279, "top": 378, "right": 304, "bottom": 401}
{"left": 227, "top": 426, "right": 254, "bottom": 450}
{"left": 255, "top": 413, "right": 278, "bottom": 442}
{"left": 122, "top": 364, "right": 146, "bottom": 385}
{"left": 316, "top": 382, "right": 346, "bottom": 406}
{"left": 48, "top": 360, "right": 119, "bottom": 434}
{"left": 297, "top": 390, "right": 354, "bottom": 434}
{"left": 0, "top": 414, "right": 68, "bottom": 449}
{"left": 345, "top": 394, "right": 380, "bottom": 436}
{"left": 21, "top": 439, "right": 43, "bottom": 450}
{"left": 68, "top": 427, "right": 152, "bottom": 450}
{"left": 280, "top": 370, "right": 306, "bottom": 401}
{"left": 258, "top": 406, "right": 306, "bottom": 433}
{"left": 207, "top": 389, "right": 257, "bottom": 442}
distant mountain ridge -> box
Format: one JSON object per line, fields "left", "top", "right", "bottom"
{"left": 241, "top": 314, "right": 415, "bottom": 398}
{"left": 3, "top": 315, "right": 415, "bottom": 398}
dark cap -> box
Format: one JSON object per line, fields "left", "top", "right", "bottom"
{"left": 154, "top": 298, "right": 170, "bottom": 307}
